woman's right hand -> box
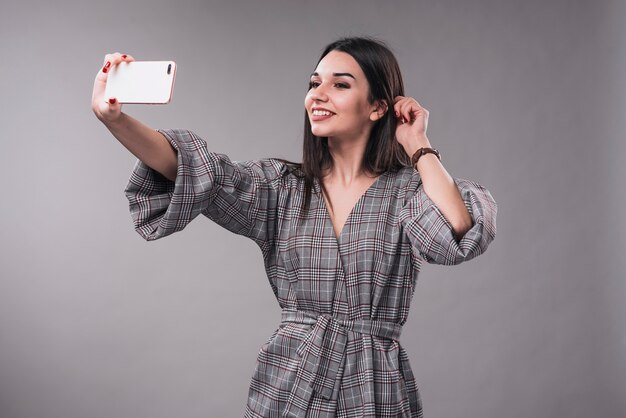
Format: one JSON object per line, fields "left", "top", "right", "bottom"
{"left": 91, "top": 52, "right": 135, "bottom": 123}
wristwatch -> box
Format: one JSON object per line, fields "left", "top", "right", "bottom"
{"left": 411, "top": 147, "right": 441, "bottom": 166}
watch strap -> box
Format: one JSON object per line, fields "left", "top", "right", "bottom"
{"left": 411, "top": 147, "right": 441, "bottom": 166}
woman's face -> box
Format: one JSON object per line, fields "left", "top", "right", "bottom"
{"left": 305, "top": 50, "right": 381, "bottom": 142}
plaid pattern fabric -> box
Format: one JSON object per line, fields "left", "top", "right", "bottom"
{"left": 124, "top": 129, "right": 498, "bottom": 417}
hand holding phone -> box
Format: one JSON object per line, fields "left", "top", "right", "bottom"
{"left": 104, "top": 61, "right": 177, "bottom": 104}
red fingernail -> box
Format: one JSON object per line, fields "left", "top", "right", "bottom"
{"left": 102, "top": 61, "right": 111, "bottom": 73}
{"left": 122, "top": 55, "right": 127, "bottom": 59}
{"left": 109, "top": 98, "right": 116, "bottom": 104}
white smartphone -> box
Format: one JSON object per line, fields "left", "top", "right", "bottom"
{"left": 104, "top": 61, "right": 177, "bottom": 104}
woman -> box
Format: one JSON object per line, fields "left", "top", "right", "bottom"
{"left": 92, "top": 37, "right": 497, "bottom": 418}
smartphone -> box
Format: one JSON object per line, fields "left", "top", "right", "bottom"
{"left": 104, "top": 61, "right": 177, "bottom": 104}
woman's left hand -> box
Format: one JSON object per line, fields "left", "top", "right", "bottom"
{"left": 393, "top": 96, "right": 430, "bottom": 152}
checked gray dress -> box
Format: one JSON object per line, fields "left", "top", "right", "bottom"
{"left": 124, "top": 129, "right": 498, "bottom": 417}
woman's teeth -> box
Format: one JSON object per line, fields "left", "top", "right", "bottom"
{"left": 313, "top": 110, "right": 333, "bottom": 116}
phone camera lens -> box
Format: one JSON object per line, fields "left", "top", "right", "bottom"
{"left": 167, "top": 64, "right": 172, "bottom": 75}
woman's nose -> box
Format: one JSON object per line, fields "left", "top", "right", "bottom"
{"left": 310, "top": 84, "right": 329, "bottom": 101}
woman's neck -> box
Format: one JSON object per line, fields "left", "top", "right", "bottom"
{"left": 325, "top": 134, "right": 371, "bottom": 186}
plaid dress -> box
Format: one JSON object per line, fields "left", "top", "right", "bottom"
{"left": 124, "top": 129, "right": 498, "bottom": 417}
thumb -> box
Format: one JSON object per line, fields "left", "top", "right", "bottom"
{"left": 98, "top": 96, "right": 122, "bottom": 122}
{"left": 107, "top": 96, "right": 119, "bottom": 107}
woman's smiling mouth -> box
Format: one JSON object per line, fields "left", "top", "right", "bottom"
{"left": 311, "top": 107, "right": 335, "bottom": 121}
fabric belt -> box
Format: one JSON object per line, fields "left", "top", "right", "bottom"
{"left": 280, "top": 309, "right": 403, "bottom": 417}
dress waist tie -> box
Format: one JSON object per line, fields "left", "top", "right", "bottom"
{"left": 280, "top": 309, "right": 403, "bottom": 417}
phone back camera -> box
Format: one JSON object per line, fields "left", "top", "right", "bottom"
{"left": 167, "top": 64, "right": 172, "bottom": 75}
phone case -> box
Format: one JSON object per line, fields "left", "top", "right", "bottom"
{"left": 104, "top": 61, "right": 177, "bottom": 104}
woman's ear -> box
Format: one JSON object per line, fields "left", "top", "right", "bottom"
{"left": 369, "top": 100, "right": 388, "bottom": 122}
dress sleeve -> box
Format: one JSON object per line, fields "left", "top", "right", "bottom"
{"left": 400, "top": 176, "right": 497, "bottom": 265}
{"left": 123, "top": 129, "right": 285, "bottom": 249}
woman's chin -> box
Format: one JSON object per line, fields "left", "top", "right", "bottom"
{"left": 310, "top": 127, "right": 332, "bottom": 138}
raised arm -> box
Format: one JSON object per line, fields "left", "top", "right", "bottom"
{"left": 91, "top": 53, "right": 177, "bottom": 181}
{"left": 394, "top": 96, "right": 473, "bottom": 241}
{"left": 94, "top": 53, "right": 286, "bottom": 247}
{"left": 394, "top": 96, "right": 497, "bottom": 265}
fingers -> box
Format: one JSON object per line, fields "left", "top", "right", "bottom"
{"left": 393, "top": 96, "right": 411, "bottom": 123}
{"left": 100, "top": 52, "right": 135, "bottom": 73}
{"left": 394, "top": 96, "right": 410, "bottom": 122}
{"left": 393, "top": 96, "right": 428, "bottom": 124}
{"left": 97, "top": 52, "right": 135, "bottom": 86}
{"left": 92, "top": 52, "right": 134, "bottom": 122}
{"left": 96, "top": 53, "right": 135, "bottom": 87}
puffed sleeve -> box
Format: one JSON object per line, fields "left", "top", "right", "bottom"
{"left": 123, "top": 129, "right": 285, "bottom": 251}
{"left": 400, "top": 176, "right": 497, "bottom": 265}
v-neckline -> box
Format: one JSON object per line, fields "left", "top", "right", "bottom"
{"left": 318, "top": 171, "right": 388, "bottom": 243}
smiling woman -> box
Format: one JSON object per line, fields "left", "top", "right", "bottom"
{"left": 92, "top": 37, "right": 497, "bottom": 417}
{"left": 306, "top": 55, "right": 376, "bottom": 140}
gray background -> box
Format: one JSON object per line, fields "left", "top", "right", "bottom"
{"left": 1, "top": 0, "right": 624, "bottom": 417}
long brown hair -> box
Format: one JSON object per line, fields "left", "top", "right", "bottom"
{"left": 281, "top": 37, "right": 411, "bottom": 211}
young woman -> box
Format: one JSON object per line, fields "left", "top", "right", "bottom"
{"left": 92, "top": 37, "right": 497, "bottom": 418}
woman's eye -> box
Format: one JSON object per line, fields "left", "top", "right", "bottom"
{"left": 308, "top": 81, "right": 350, "bottom": 89}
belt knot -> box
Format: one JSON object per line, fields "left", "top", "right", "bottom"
{"left": 280, "top": 309, "right": 402, "bottom": 417}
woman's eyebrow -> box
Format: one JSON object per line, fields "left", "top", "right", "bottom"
{"left": 310, "top": 72, "right": 356, "bottom": 80}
